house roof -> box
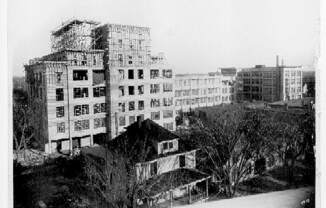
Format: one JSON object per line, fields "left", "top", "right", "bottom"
{"left": 123, "top": 119, "right": 179, "bottom": 142}
{"left": 142, "top": 168, "right": 210, "bottom": 197}
{"left": 107, "top": 119, "right": 181, "bottom": 162}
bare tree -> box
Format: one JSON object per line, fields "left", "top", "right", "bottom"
{"left": 13, "top": 102, "right": 34, "bottom": 159}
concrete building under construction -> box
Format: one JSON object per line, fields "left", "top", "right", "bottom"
{"left": 25, "top": 19, "right": 175, "bottom": 154}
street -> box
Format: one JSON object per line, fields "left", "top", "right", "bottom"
{"left": 177, "top": 187, "right": 313, "bottom": 208}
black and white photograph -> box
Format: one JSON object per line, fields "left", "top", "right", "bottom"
{"left": 4, "top": 0, "right": 322, "bottom": 207}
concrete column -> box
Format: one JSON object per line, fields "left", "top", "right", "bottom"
{"left": 170, "top": 190, "right": 173, "bottom": 208}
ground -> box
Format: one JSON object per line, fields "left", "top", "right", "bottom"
{"left": 176, "top": 187, "right": 313, "bottom": 208}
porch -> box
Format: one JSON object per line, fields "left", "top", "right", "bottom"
{"left": 139, "top": 168, "right": 211, "bottom": 207}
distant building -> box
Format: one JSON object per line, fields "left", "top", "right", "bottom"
{"left": 174, "top": 73, "right": 224, "bottom": 113}
{"left": 13, "top": 76, "right": 26, "bottom": 90}
{"left": 237, "top": 64, "right": 303, "bottom": 102}
{"left": 219, "top": 68, "right": 237, "bottom": 103}
{"left": 82, "top": 118, "right": 210, "bottom": 206}
{"left": 302, "top": 69, "right": 315, "bottom": 97}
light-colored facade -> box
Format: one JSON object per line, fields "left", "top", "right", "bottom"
{"left": 237, "top": 65, "right": 303, "bottom": 102}
{"left": 94, "top": 24, "right": 176, "bottom": 138}
{"left": 174, "top": 70, "right": 237, "bottom": 113}
{"left": 174, "top": 73, "right": 223, "bottom": 112}
{"left": 25, "top": 49, "right": 105, "bottom": 153}
{"left": 25, "top": 19, "right": 176, "bottom": 153}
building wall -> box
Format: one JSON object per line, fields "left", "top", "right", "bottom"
{"left": 95, "top": 24, "right": 175, "bottom": 138}
{"left": 237, "top": 66, "right": 302, "bottom": 102}
{"left": 25, "top": 50, "right": 105, "bottom": 154}
{"left": 174, "top": 73, "right": 225, "bottom": 113}
{"left": 280, "top": 67, "right": 303, "bottom": 100}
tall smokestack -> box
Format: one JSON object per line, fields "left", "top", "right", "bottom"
{"left": 276, "top": 55, "right": 279, "bottom": 67}
{"left": 281, "top": 59, "right": 284, "bottom": 66}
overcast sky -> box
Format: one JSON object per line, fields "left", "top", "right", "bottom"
{"left": 8, "top": 0, "right": 319, "bottom": 76}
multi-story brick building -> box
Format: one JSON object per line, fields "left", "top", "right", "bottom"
{"left": 25, "top": 19, "right": 175, "bottom": 154}
{"left": 236, "top": 65, "right": 303, "bottom": 102}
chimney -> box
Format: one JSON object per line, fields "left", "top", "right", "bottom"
{"left": 276, "top": 55, "right": 279, "bottom": 67}
{"left": 281, "top": 59, "right": 284, "bottom": 67}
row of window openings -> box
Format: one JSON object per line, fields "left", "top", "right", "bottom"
{"left": 118, "top": 112, "right": 173, "bottom": 127}
{"left": 178, "top": 78, "right": 219, "bottom": 86}
{"left": 119, "top": 84, "right": 173, "bottom": 96}
{"left": 118, "top": 99, "right": 174, "bottom": 112}
{"left": 175, "top": 96, "right": 224, "bottom": 106}
{"left": 175, "top": 88, "right": 221, "bottom": 97}
{"left": 57, "top": 118, "right": 106, "bottom": 133}
{"left": 119, "top": 69, "right": 172, "bottom": 80}
{"left": 56, "top": 103, "right": 106, "bottom": 118}
{"left": 55, "top": 87, "right": 106, "bottom": 101}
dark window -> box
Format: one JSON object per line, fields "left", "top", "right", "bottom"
{"left": 128, "top": 86, "right": 135, "bottom": 95}
{"left": 74, "top": 88, "right": 88, "bottom": 98}
{"left": 119, "top": 103, "right": 125, "bottom": 112}
{"left": 150, "top": 69, "right": 159, "bottom": 79}
{"left": 73, "top": 70, "right": 88, "bottom": 81}
{"left": 163, "top": 142, "right": 168, "bottom": 150}
{"left": 138, "top": 101, "right": 144, "bottom": 110}
{"left": 119, "top": 69, "right": 124, "bottom": 80}
{"left": 169, "top": 142, "right": 173, "bottom": 149}
{"left": 93, "top": 87, "right": 106, "bottom": 97}
{"left": 56, "top": 106, "right": 64, "bottom": 118}
{"left": 129, "top": 101, "right": 135, "bottom": 111}
{"left": 138, "top": 69, "right": 144, "bottom": 79}
{"left": 93, "top": 70, "right": 105, "bottom": 85}
{"left": 129, "top": 116, "right": 135, "bottom": 124}
{"left": 74, "top": 105, "right": 89, "bottom": 116}
{"left": 94, "top": 103, "right": 106, "bottom": 114}
{"left": 138, "top": 85, "right": 144, "bottom": 95}
{"left": 151, "top": 111, "right": 160, "bottom": 120}
{"left": 163, "top": 69, "right": 172, "bottom": 78}
{"left": 56, "top": 88, "right": 64, "bottom": 101}
{"left": 119, "top": 116, "right": 126, "bottom": 126}
{"left": 150, "top": 84, "right": 160, "bottom": 94}
{"left": 150, "top": 161, "right": 157, "bottom": 176}
{"left": 119, "top": 86, "right": 125, "bottom": 97}
{"left": 128, "top": 69, "right": 134, "bottom": 79}
{"left": 74, "top": 120, "right": 90, "bottom": 131}
{"left": 57, "top": 122, "right": 65, "bottom": 133}
{"left": 56, "top": 72, "right": 63, "bottom": 83}
{"left": 179, "top": 155, "right": 185, "bottom": 168}
{"left": 81, "top": 54, "right": 87, "bottom": 65}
